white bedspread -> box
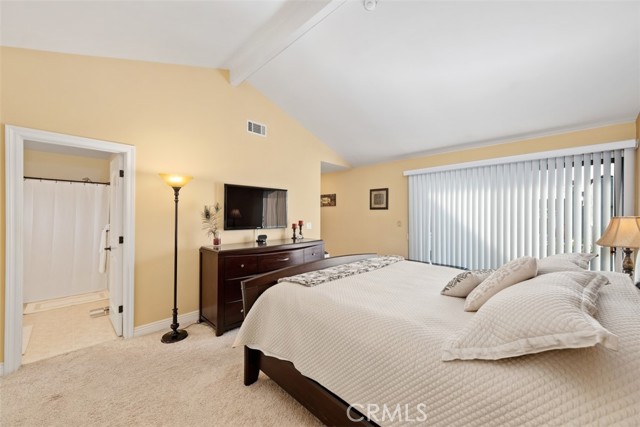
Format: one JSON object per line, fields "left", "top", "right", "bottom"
{"left": 233, "top": 261, "right": 640, "bottom": 426}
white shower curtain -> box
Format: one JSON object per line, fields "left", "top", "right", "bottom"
{"left": 23, "top": 179, "right": 110, "bottom": 303}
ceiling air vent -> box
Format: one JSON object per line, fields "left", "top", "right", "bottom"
{"left": 247, "top": 120, "right": 267, "bottom": 137}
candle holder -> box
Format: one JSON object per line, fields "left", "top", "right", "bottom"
{"left": 292, "top": 225, "right": 298, "bottom": 242}
{"left": 298, "top": 228, "right": 303, "bottom": 240}
{"left": 298, "top": 221, "right": 304, "bottom": 240}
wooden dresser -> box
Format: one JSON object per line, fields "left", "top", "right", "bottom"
{"left": 199, "top": 239, "right": 324, "bottom": 336}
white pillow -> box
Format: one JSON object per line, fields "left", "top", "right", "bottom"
{"left": 443, "top": 271, "right": 617, "bottom": 361}
{"left": 541, "top": 252, "right": 598, "bottom": 269}
{"left": 441, "top": 269, "right": 495, "bottom": 298}
{"left": 464, "top": 256, "right": 537, "bottom": 312}
{"left": 537, "top": 253, "right": 598, "bottom": 275}
{"left": 537, "top": 258, "right": 584, "bottom": 275}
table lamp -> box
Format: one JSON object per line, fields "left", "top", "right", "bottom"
{"left": 596, "top": 216, "right": 640, "bottom": 283}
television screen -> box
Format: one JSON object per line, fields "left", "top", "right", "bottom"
{"left": 224, "top": 184, "right": 287, "bottom": 230}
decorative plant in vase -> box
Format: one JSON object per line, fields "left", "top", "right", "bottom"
{"left": 202, "top": 203, "right": 222, "bottom": 246}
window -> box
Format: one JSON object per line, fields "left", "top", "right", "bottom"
{"left": 406, "top": 143, "right": 636, "bottom": 271}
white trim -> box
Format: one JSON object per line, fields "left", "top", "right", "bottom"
{"left": 4, "top": 125, "right": 136, "bottom": 375}
{"left": 403, "top": 139, "right": 637, "bottom": 176}
{"left": 133, "top": 310, "right": 200, "bottom": 337}
{"left": 4, "top": 126, "right": 24, "bottom": 377}
{"left": 0, "top": 363, "right": 3, "bottom": 376}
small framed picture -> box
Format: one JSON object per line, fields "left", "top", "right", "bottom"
{"left": 370, "top": 188, "right": 388, "bottom": 210}
{"left": 321, "top": 193, "right": 336, "bottom": 207}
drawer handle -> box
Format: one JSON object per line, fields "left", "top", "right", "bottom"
{"left": 240, "top": 264, "right": 245, "bottom": 268}
{"left": 276, "top": 257, "right": 290, "bottom": 262}
{"left": 240, "top": 309, "right": 244, "bottom": 313}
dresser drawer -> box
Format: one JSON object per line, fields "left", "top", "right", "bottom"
{"left": 304, "top": 245, "right": 323, "bottom": 262}
{"left": 224, "top": 301, "right": 244, "bottom": 326}
{"left": 258, "top": 250, "right": 303, "bottom": 272}
{"left": 224, "top": 278, "right": 244, "bottom": 303}
{"left": 225, "top": 255, "right": 258, "bottom": 279}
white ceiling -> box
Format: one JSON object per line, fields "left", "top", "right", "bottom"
{"left": 2, "top": 1, "right": 639, "bottom": 169}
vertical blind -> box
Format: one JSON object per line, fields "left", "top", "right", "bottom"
{"left": 408, "top": 147, "right": 635, "bottom": 271}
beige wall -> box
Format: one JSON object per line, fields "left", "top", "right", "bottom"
{"left": 0, "top": 49, "right": 4, "bottom": 366}
{"left": 636, "top": 114, "right": 640, "bottom": 214}
{"left": 0, "top": 47, "right": 348, "bottom": 361}
{"left": 24, "top": 150, "right": 110, "bottom": 182}
{"left": 321, "top": 122, "right": 637, "bottom": 257}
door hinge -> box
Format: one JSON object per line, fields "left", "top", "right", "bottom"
{"left": 118, "top": 305, "right": 123, "bottom": 313}
{"left": 119, "top": 170, "right": 124, "bottom": 178}
{"left": 119, "top": 236, "right": 124, "bottom": 244}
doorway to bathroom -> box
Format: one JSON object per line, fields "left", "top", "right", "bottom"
{"left": 21, "top": 151, "right": 115, "bottom": 363}
{"left": 5, "top": 126, "right": 136, "bottom": 374}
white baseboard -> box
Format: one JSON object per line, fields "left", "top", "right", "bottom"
{"left": 133, "top": 310, "right": 200, "bottom": 337}
{"left": 0, "top": 362, "right": 4, "bottom": 376}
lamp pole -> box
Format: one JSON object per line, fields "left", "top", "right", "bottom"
{"left": 159, "top": 173, "right": 192, "bottom": 343}
{"left": 162, "top": 186, "right": 187, "bottom": 343}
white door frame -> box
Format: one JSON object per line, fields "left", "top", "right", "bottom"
{"left": 4, "top": 125, "right": 136, "bottom": 375}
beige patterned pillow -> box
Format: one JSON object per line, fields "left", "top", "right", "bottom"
{"left": 443, "top": 271, "right": 616, "bottom": 361}
{"left": 441, "top": 269, "right": 495, "bottom": 297}
{"left": 464, "top": 256, "right": 537, "bottom": 312}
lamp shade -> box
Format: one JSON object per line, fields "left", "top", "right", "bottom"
{"left": 159, "top": 173, "right": 192, "bottom": 188}
{"left": 596, "top": 216, "right": 640, "bottom": 248}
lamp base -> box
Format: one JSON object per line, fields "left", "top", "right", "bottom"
{"left": 622, "top": 247, "right": 634, "bottom": 279}
{"left": 161, "top": 329, "right": 188, "bottom": 343}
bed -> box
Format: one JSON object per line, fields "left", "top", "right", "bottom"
{"left": 233, "top": 254, "right": 640, "bottom": 427}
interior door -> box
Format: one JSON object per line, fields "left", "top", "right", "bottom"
{"left": 108, "top": 154, "right": 124, "bottom": 336}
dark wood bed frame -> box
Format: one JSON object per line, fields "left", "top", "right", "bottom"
{"left": 241, "top": 254, "right": 381, "bottom": 427}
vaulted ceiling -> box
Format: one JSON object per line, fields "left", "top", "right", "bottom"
{"left": 2, "top": 0, "right": 639, "bottom": 168}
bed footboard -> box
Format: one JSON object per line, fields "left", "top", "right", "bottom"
{"left": 243, "top": 346, "right": 379, "bottom": 427}
{"left": 241, "top": 253, "right": 376, "bottom": 317}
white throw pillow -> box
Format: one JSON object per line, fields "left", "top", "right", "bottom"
{"left": 542, "top": 252, "right": 598, "bottom": 269}
{"left": 464, "top": 256, "right": 537, "bottom": 312}
{"left": 537, "top": 253, "right": 598, "bottom": 275}
{"left": 537, "top": 258, "right": 584, "bottom": 275}
{"left": 441, "top": 269, "right": 495, "bottom": 298}
{"left": 443, "top": 271, "right": 617, "bottom": 361}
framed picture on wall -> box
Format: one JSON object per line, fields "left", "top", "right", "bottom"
{"left": 321, "top": 193, "right": 336, "bottom": 207}
{"left": 370, "top": 188, "right": 388, "bottom": 210}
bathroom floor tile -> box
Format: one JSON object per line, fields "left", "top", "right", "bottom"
{"left": 22, "top": 299, "right": 118, "bottom": 364}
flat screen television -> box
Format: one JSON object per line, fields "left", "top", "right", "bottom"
{"left": 223, "top": 183, "right": 287, "bottom": 230}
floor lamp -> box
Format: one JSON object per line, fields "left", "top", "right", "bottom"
{"left": 160, "top": 173, "right": 193, "bottom": 343}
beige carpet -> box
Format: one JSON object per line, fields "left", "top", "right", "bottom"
{"left": 0, "top": 324, "right": 322, "bottom": 427}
